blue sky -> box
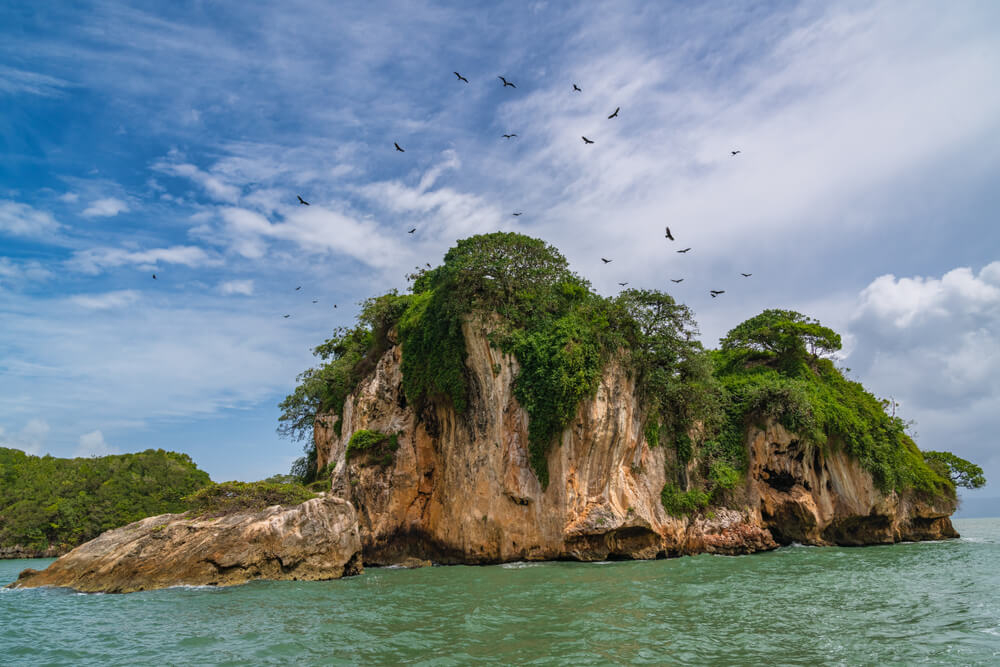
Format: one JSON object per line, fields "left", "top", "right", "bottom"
{"left": 1, "top": 1, "right": 998, "bottom": 500}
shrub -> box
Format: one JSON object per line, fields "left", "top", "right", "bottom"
{"left": 346, "top": 430, "right": 400, "bottom": 467}
{"left": 660, "top": 484, "right": 709, "bottom": 517}
{"left": 183, "top": 481, "right": 316, "bottom": 517}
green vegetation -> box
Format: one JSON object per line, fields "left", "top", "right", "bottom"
{"left": 345, "top": 429, "right": 399, "bottom": 467}
{"left": 0, "top": 447, "right": 211, "bottom": 553}
{"left": 922, "top": 451, "right": 986, "bottom": 489}
{"left": 183, "top": 481, "right": 316, "bottom": 517}
{"left": 277, "top": 234, "right": 980, "bottom": 512}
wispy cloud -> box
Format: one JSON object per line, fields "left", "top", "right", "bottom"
{"left": 70, "top": 289, "right": 141, "bottom": 310}
{"left": 82, "top": 197, "right": 129, "bottom": 217}
{"left": 0, "top": 200, "right": 61, "bottom": 239}
{"left": 218, "top": 279, "right": 254, "bottom": 296}
{"left": 0, "top": 65, "right": 68, "bottom": 97}
{"left": 67, "top": 245, "right": 221, "bottom": 274}
{"left": 0, "top": 419, "right": 50, "bottom": 455}
{"left": 152, "top": 159, "right": 241, "bottom": 203}
{"left": 0, "top": 257, "right": 54, "bottom": 286}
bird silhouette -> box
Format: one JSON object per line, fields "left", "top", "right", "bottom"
{"left": 710, "top": 290, "right": 725, "bottom": 297}
{"left": 498, "top": 76, "right": 516, "bottom": 88}
{"left": 671, "top": 278, "right": 684, "bottom": 283}
{"left": 312, "top": 299, "right": 318, "bottom": 303}
{"left": 677, "top": 248, "right": 691, "bottom": 253}
{"left": 283, "top": 314, "right": 290, "bottom": 318}
{"left": 297, "top": 195, "right": 310, "bottom": 205}
{"left": 502, "top": 133, "right": 518, "bottom": 139}
{"left": 582, "top": 136, "right": 594, "bottom": 144}
{"left": 152, "top": 274, "right": 156, "bottom": 280}
{"left": 295, "top": 286, "right": 301, "bottom": 290}
{"left": 408, "top": 227, "right": 416, "bottom": 234}
{"left": 601, "top": 257, "right": 612, "bottom": 264}
{"left": 741, "top": 273, "right": 752, "bottom": 277}
{"left": 333, "top": 304, "right": 337, "bottom": 308}
{"left": 394, "top": 142, "right": 405, "bottom": 152}
{"left": 665, "top": 226, "right": 674, "bottom": 241}
{"left": 618, "top": 282, "right": 628, "bottom": 286}
{"left": 573, "top": 84, "right": 581, "bottom": 92}
{"left": 512, "top": 211, "right": 522, "bottom": 216}
{"left": 608, "top": 107, "right": 620, "bottom": 119}
{"left": 454, "top": 71, "right": 468, "bottom": 83}
{"left": 731, "top": 150, "right": 741, "bottom": 156}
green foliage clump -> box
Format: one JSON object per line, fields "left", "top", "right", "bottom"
{"left": 0, "top": 447, "right": 211, "bottom": 553}
{"left": 644, "top": 421, "right": 660, "bottom": 448}
{"left": 709, "top": 461, "right": 741, "bottom": 490}
{"left": 346, "top": 430, "right": 400, "bottom": 467}
{"left": 183, "top": 481, "right": 316, "bottom": 517}
{"left": 660, "top": 483, "right": 710, "bottom": 517}
{"left": 923, "top": 451, "right": 986, "bottom": 489}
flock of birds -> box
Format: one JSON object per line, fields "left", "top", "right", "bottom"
{"left": 152, "top": 72, "right": 756, "bottom": 317}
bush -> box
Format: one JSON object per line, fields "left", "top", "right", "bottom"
{"left": 660, "top": 484, "right": 709, "bottom": 517}
{"left": 183, "top": 481, "right": 316, "bottom": 517}
{"left": 346, "top": 430, "right": 400, "bottom": 467}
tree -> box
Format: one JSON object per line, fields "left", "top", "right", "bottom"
{"left": 923, "top": 451, "right": 986, "bottom": 489}
{"left": 720, "top": 309, "right": 841, "bottom": 370}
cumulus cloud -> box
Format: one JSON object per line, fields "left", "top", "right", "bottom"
{"left": 70, "top": 290, "right": 140, "bottom": 310}
{"left": 0, "top": 200, "right": 61, "bottom": 238}
{"left": 75, "top": 430, "right": 116, "bottom": 457}
{"left": 0, "top": 257, "right": 53, "bottom": 286}
{"left": 0, "top": 419, "right": 50, "bottom": 455}
{"left": 82, "top": 197, "right": 129, "bottom": 217}
{"left": 218, "top": 279, "right": 254, "bottom": 296}
{"left": 67, "top": 245, "right": 221, "bottom": 274}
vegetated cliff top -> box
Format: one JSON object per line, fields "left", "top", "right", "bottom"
{"left": 0, "top": 447, "right": 211, "bottom": 554}
{"left": 279, "top": 232, "right": 980, "bottom": 501}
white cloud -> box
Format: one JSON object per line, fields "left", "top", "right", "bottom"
{"left": 152, "top": 161, "right": 240, "bottom": 203}
{"left": 67, "top": 245, "right": 221, "bottom": 274}
{"left": 75, "top": 430, "right": 116, "bottom": 457}
{"left": 70, "top": 290, "right": 141, "bottom": 310}
{"left": 0, "top": 200, "right": 61, "bottom": 238}
{"left": 0, "top": 257, "right": 53, "bottom": 286}
{"left": 0, "top": 419, "right": 50, "bottom": 455}
{"left": 218, "top": 279, "right": 254, "bottom": 296}
{"left": 82, "top": 197, "right": 129, "bottom": 217}
{"left": 0, "top": 65, "right": 68, "bottom": 97}
{"left": 59, "top": 192, "right": 80, "bottom": 203}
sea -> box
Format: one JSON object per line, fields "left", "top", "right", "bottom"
{"left": 2, "top": 518, "right": 998, "bottom": 665}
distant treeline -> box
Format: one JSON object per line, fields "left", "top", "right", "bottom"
{"left": 0, "top": 447, "right": 212, "bottom": 555}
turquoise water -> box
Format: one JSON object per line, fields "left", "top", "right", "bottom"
{"left": 2, "top": 518, "right": 999, "bottom": 665}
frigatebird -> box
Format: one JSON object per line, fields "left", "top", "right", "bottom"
{"left": 408, "top": 227, "right": 416, "bottom": 234}
{"left": 502, "top": 133, "right": 518, "bottom": 139}
{"left": 152, "top": 274, "right": 156, "bottom": 280}
{"left": 608, "top": 107, "right": 620, "bottom": 119}
{"left": 671, "top": 278, "right": 684, "bottom": 283}
{"left": 283, "top": 314, "right": 290, "bottom": 318}
{"left": 295, "top": 286, "right": 301, "bottom": 290}
{"left": 498, "top": 76, "right": 516, "bottom": 88}
{"left": 601, "top": 257, "right": 612, "bottom": 264}
{"left": 741, "top": 273, "right": 752, "bottom": 277}
{"left": 618, "top": 282, "right": 628, "bottom": 286}
{"left": 394, "top": 142, "right": 405, "bottom": 152}
{"left": 677, "top": 248, "right": 691, "bottom": 253}
{"left": 710, "top": 290, "right": 725, "bottom": 297}
{"left": 512, "top": 212, "right": 522, "bottom": 216}
{"left": 582, "top": 136, "right": 594, "bottom": 144}
{"left": 573, "top": 84, "right": 581, "bottom": 92}
{"left": 297, "top": 195, "right": 310, "bottom": 205}
{"left": 454, "top": 71, "right": 468, "bottom": 83}
{"left": 731, "top": 150, "right": 741, "bottom": 156}
{"left": 665, "top": 226, "right": 674, "bottom": 241}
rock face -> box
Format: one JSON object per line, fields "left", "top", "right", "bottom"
{"left": 9, "top": 495, "right": 362, "bottom": 593}
{"left": 316, "top": 322, "right": 956, "bottom": 564}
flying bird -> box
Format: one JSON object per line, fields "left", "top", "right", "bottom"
{"left": 152, "top": 274, "right": 156, "bottom": 280}
{"left": 394, "top": 142, "right": 405, "bottom": 152}
{"left": 741, "top": 273, "right": 752, "bottom": 277}
{"left": 333, "top": 304, "right": 337, "bottom": 308}
{"left": 408, "top": 227, "right": 416, "bottom": 234}
{"left": 731, "top": 150, "right": 741, "bottom": 156}
{"left": 671, "top": 278, "right": 684, "bottom": 283}
{"left": 710, "top": 290, "right": 725, "bottom": 297}
{"left": 665, "top": 226, "right": 674, "bottom": 241}
{"left": 295, "top": 286, "right": 301, "bottom": 290}
{"left": 573, "top": 84, "right": 581, "bottom": 92}
{"left": 297, "top": 195, "right": 310, "bottom": 205}
{"left": 677, "top": 247, "right": 691, "bottom": 253}
{"left": 512, "top": 211, "right": 522, "bottom": 216}
{"left": 454, "top": 71, "right": 468, "bottom": 83}
{"left": 608, "top": 107, "right": 620, "bottom": 119}
{"left": 582, "top": 136, "right": 594, "bottom": 144}
{"left": 618, "top": 282, "right": 629, "bottom": 286}
{"left": 498, "top": 76, "right": 516, "bottom": 88}
{"left": 502, "top": 133, "right": 518, "bottom": 139}
{"left": 312, "top": 299, "right": 318, "bottom": 303}
{"left": 601, "top": 257, "right": 612, "bottom": 264}
{"left": 283, "top": 314, "right": 290, "bottom": 318}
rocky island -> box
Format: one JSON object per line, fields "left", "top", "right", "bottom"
{"left": 12, "top": 233, "right": 974, "bottom": 593}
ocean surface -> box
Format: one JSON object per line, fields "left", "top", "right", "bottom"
{"left": 2, "top": 518, "right": 999, "bottom": 665}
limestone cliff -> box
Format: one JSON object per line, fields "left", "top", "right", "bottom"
{"left": 10, "top": 495, "right": 362, "bottom": 593}
{"left": 316, "top": 322, "right": 956, "bottom": 564}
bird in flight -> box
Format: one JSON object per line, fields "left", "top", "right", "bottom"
{"left": 295, "top": 286, "right": 302, "bottom": 290}
{"left": 665, "top": 226, "right": 674, "bottom": 241}
{"left": 618, "top": 282, "right": 629, "bottom": 286}
{"left": 671, "top": 278, "right": 684, "bottom": 283}
{"left": 731, "top": 150, "right": 741, "bottom": 156}
{"left": 677, "top": 247, "right": 691, "bottom": 253}
{"left": 283, "top": 314, "right": 290, "bottom": 318}
{"left": 573, "top": 84, "right": 582, "bottom": 92}
{"left": 710, "top": 290, "right": 725, "bottom": 297}
{"left": 741, "top": 273, "right": 752, "bottom": 277}
{"left": 582, "top": 136, "right": 594, "bottom": 144}
{"left": 333, "top": 304, "right": 337, "bottom": 308}
{"left": 312, "top": 299, "right": 318, "bottom": 303}
{"left": 394, "top": 142, "right": 405, "bottom": 152}
{"left": 601, "top": 257, "right": 612, "bottom": 264}
{"left": 408, "top": 227, "right": 416, "bottom": 234}
{"left": 512, "top": 211, "right": 523, "bottom": 216}
{"left": 297, "top": 195, "right": 310, "bottom": 206}
{"left": 608, "top": 107, "right": 620, "bottom": 119}
{"left": 152, "top": 274, "right": 156, "bottom": 280}
{"left": 454, "top": 71, "right": 468, "bottom": 83}
{"left": 498, "top": 76, "right": 516, "bottom": 88}
{"left": 502, "top": 133, "right": 517, "bottom": 139}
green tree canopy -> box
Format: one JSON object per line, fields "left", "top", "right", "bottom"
{"left": 720, "top": 309, "right": 842, "bottom": 370}
{"left": 922, "top": 451, "right": 986, "bottom": 489}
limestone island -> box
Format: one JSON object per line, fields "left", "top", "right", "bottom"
{"left": 12, "top": 233, "right": 978, "bottom": 593}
